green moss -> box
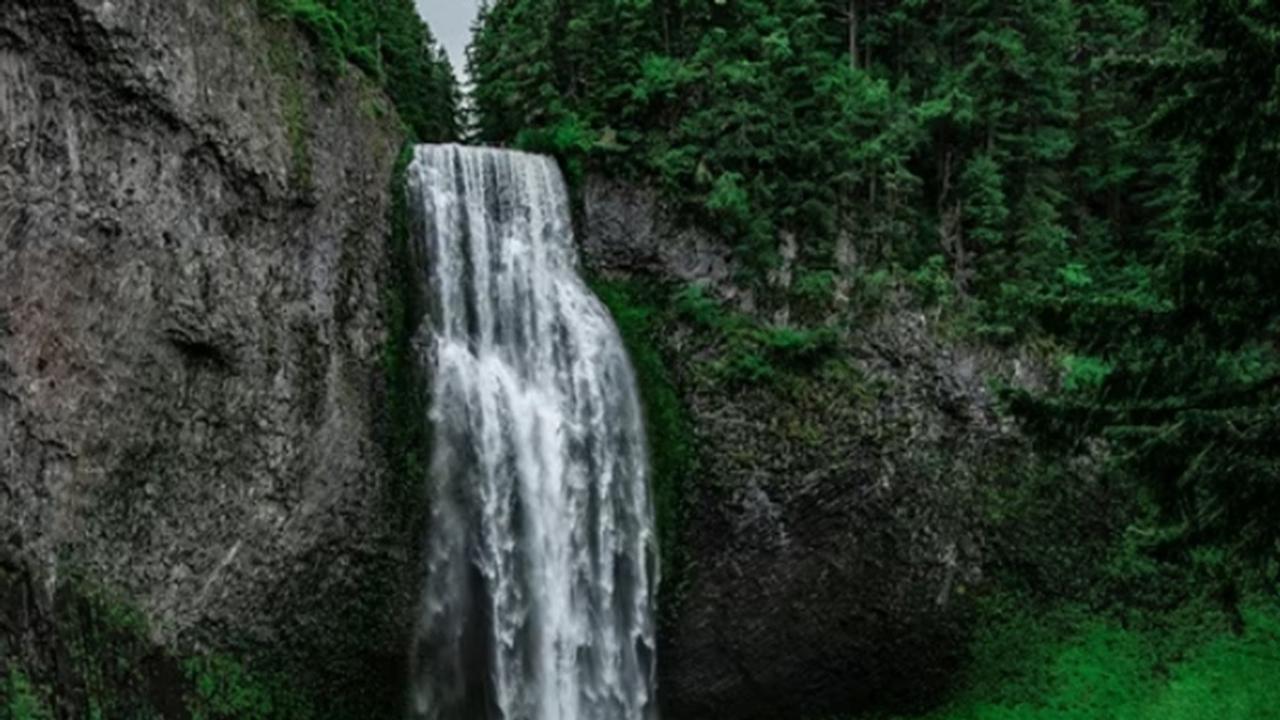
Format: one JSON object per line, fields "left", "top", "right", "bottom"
{"left": 758, "top": 325, "right": 839, "bottom": 367}
{"left": 380, "top": 142, "right": 430, "bottom": 529}
{"left": 1, "top": 668, "right": 51, "bottom": 720}
{"left": 59, "top": 576, "right": 167, "bottom": 719}
{"left": 282, "top": 85, "right": 311, "bottom": 192}
{"left": 185, "top": 655, "right": 314, "bottom": 720}
{"left": 29, "top": 576, "right": 325, "bottom": 720}
{"left": 792, "top": 269, "right": 837, "bottom": 307}
{"left": 591, "top": 278, "right": 697, "bottom": 626}
{"left": 263, "top": 28, "right": 313, "bottom": 193}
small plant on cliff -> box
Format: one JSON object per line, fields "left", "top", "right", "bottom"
{"left": 758, "top": 325, "right": 838, "bottom": 368}
{"left": 673, "top": 283, "right": 838, "bottom": 385}
{"left": 1, "top": 669, "right": 51, "bottom": 720}
{"left": 185, "top": 656, "right": 314, "bottom": 720}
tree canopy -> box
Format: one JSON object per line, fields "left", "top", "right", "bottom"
{"left": 263, "top": 0, "right": 461, "bottom": 141}
{"left": 469, "top": 0, "right": 1280, "bottom": 571}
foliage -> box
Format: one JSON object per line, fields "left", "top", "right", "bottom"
{"left": 880, "top": 598, "right": 1280, "bottom": 720}
{"left": 592, "top": 278, "right": 698, "bottom": 626}
{"left": 0, "top": 669, "right": 51, "bottom": 720}
{"left": 58, "top": 576, "right": 168, "bottom": 719}
{"left": 792, "top": 270, "right": 836, "bottom": 306}
{"left": 1059, "top": 355, "right": 1112, "bottom": 394}
{"left": 470, "top": 0, "right": 1280, "bottom": 576}
{"left": 381, "top": 143, "right": 430, "bottom": 529}
{"left": 258, "top": 0, "right": 460, "bottom": 141}
{"left": 1002, "top": 0, "right": 1280, "bottom": 566}
{"left": 468, "top": 0, "right": 1079, "bottom": 278}
{"left": 759, "top": 325, "right": 839, "bottom": 366}
{"left": 185, "top": 656, "right": 314, "bottom": 720}
{"left": 671, "top": 282, "right": 838, "bottom": 385}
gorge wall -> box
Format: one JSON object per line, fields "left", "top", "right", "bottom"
{"left": 581, "top": 179, "right": 1051, "bottom": 719}
{"left": 0, "top": 0, "right": 415, "bottom": 713}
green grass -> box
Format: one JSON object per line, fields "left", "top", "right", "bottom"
{"left": 880, "top": 599, "right": 1280, "bottom": 720}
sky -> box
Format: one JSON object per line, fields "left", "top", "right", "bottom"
{"left": 415, "top": 0, "right": 483, "bottom": 84}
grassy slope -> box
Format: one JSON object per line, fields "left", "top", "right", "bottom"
{"left": 868, "top": 600, "right": 1280, "bottom": 720}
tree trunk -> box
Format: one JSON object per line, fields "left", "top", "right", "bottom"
{"left": 849, "top": 0, "right": 859, "bottom": 70}
{"left": 938, "top": 149, "right": 970, "bottom": 293}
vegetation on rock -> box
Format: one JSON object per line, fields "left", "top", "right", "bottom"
{"left": 259, "top": 0, "right": 460, "bottom": 141}
{"left": 381, "top": 143, "right": 432, "bottom": 530}
{"left": 0, "top": 575, "right": 318, "bottom": 720}
{"left": 592, "top": 279, "right": 698, "bottom": 624}
{"left": 0, "top": 669, "right": 51, "bottom": 720}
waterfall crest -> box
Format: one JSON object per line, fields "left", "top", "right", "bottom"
{"left": 407, "top": 144, "right": 659, "bottom": 720}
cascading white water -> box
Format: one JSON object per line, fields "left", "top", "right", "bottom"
{"left": 407, "top": 144, "right": 659, "bottom": 720}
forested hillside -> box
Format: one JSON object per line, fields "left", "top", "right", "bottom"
{"left": 469, "top": 1, "right": 1280, "bottom": 717}
{"left": 263, "top": 0, "right": 461, "bottom": 140}
{"left": 470, "top": 0, "right": 1279, "bottom": 580}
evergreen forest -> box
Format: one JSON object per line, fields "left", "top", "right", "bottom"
{"left": 466, "top": 1, "right": 1280, "bottom": 718}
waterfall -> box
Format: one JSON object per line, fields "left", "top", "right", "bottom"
{"left": 407, "top": 145, "right": 659, "bottom": 720}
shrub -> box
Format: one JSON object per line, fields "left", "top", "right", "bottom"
{"left": 1, "top": 669, "right": 51, "bottom": 720}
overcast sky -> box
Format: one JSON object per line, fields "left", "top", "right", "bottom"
{"left": 415, "top": 0, "right": 482, "bottom": 84}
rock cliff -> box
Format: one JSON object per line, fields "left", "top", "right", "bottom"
{"left": 0, "top": 0, "right": 414, "bottom": 713}
{"left": 583, "top": 178, "right": 1046, "bottom": 719}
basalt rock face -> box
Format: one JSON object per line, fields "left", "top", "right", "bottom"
{"left": 0, "top": 0, "right": 411, "bottom": 712}
{"left": 582, "top": 178, "right": 1045, "bottom": 719}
